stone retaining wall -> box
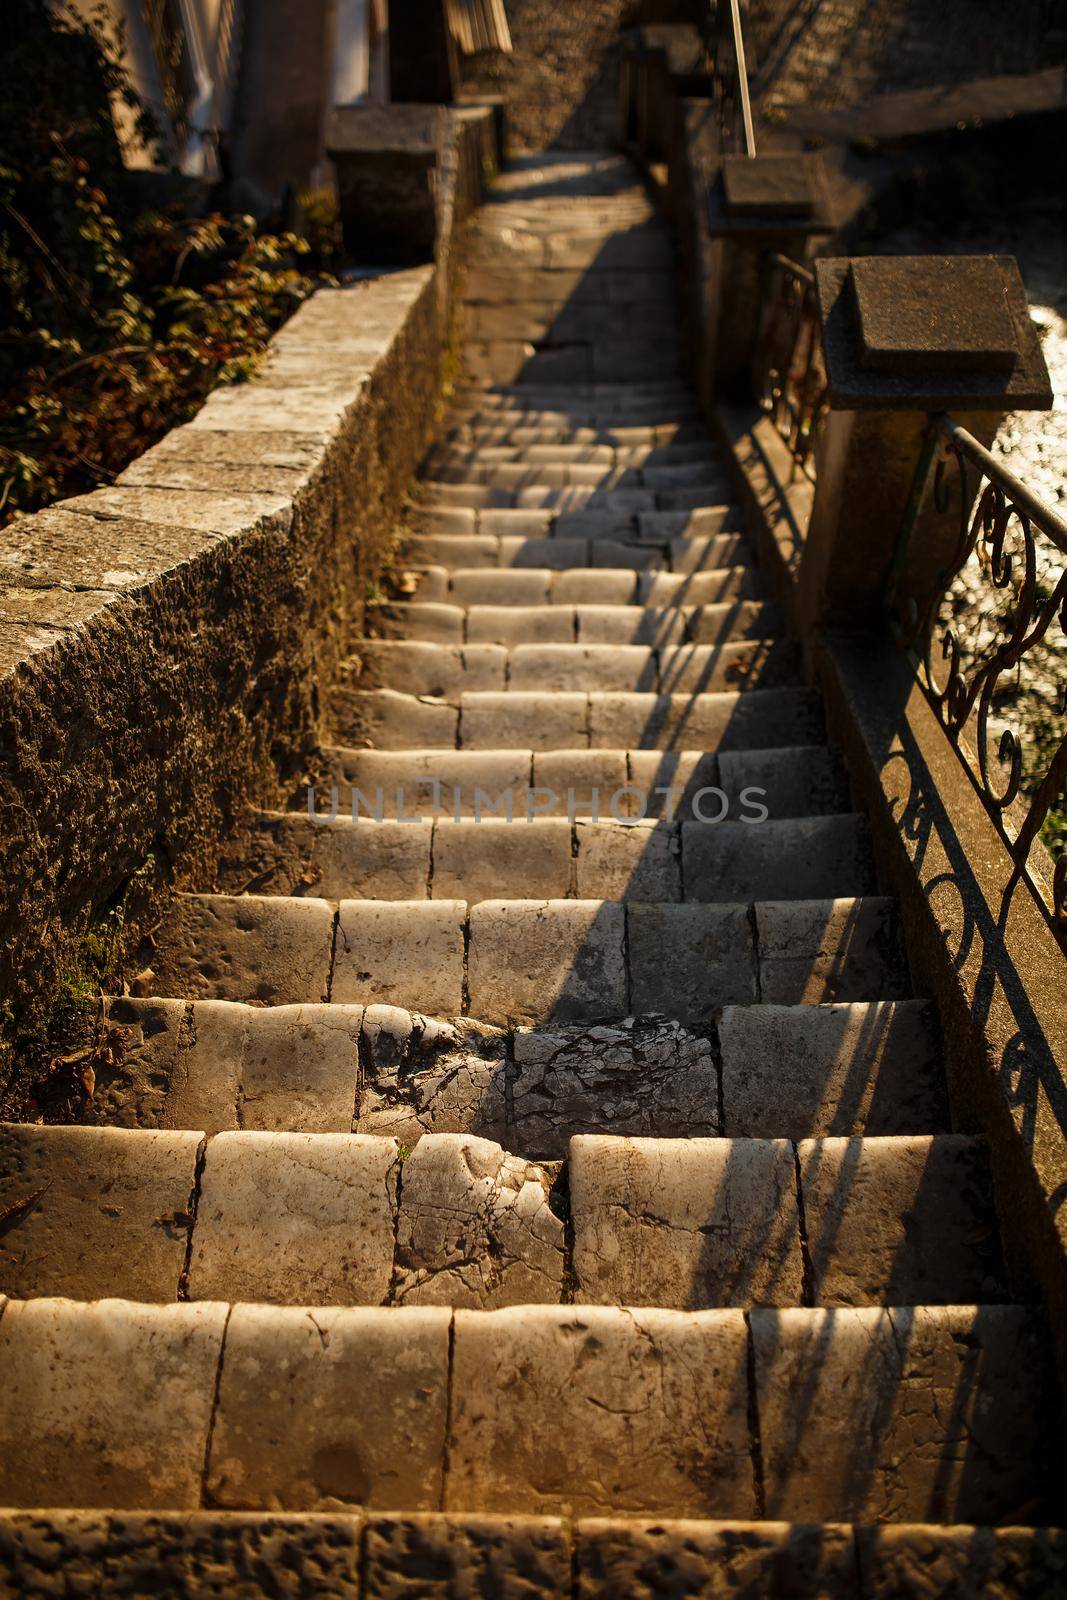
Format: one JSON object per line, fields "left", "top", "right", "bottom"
{"left": 0, "top": 111, "right": 492, "bottom": 1080}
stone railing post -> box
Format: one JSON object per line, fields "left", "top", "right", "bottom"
{"left": 799, "top": 256, "right": 1053, "bottom": 633}
{"left": 325, "top": 105, "right": 444, "bottom": 265}
{"left": 706, "top": 153, "right": 831, "bottom": 400}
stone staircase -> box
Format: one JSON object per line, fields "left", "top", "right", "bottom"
{"left": 0, "top": 154, "right": 1060, "bottom": 1595}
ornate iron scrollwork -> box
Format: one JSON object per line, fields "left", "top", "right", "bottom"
{"left": 753, "top": 254, "right": 828, "bottom": 484}
{"left": 907, "top": 419, "right": 1067, "bottom": 933}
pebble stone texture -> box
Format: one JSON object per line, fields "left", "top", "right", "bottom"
{"left": 0, "top": 149, "right": 1060, "bottom": 1589}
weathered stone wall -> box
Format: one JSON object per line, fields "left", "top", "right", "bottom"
{"left": 462, "top": 0, "right": 701, "bottom": 152}
{"left": 0, "top": 109, "right": 493, "bottom": 1088}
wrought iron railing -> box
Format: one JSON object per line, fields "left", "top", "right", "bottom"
{"left": 752, "top": 253, "right": 827, "bottom": 482}
{"left": 893, "top": 415, "right": 1067, "bottom": 935}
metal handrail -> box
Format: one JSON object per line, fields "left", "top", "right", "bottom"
{"left": 727, "top": 0, "right": 756, "bottom": 157}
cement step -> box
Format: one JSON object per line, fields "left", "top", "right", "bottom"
{"left": 224, "top": 813, "right": 873, "bottom": 905}
{"left": 366, "top": 598, "right": 780, "bottom": 647}
{"left": 1, "top": 1125, "right": 1002, "bottom": 1310}
{"left": 349, "top": 639, "right": 802, "bottom": 695}
{"left": 319, "top": 742, "right": 848, "bottom": 819}
{"left": 82, "top": 998, "right": 946, "bottom": 1147}
{"left": 1, "top": 1511, "right": 1063, "bottom": 1598}
{"left": 0, "top": 1298, "right": 1051, "bottom": 1524}
{"left": 330, "top": 684, "right": 822, "bottom": 751}
{"left": 143, "top": 892, "right": 909, "bottom": 1024}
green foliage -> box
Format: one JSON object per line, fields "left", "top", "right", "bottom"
{"left": 0, "top": 0, "right": 338, "bottom": 521}
{"left": 0, "top": 854, "right": 158, "bottom": 1120}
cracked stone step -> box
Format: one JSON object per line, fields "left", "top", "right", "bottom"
{"left": 2, "top": 1511, "right": 1064, "bottom": 1598}
{"left": 143, "top": 893, "right": 908, "bottom": 1024}
{"left": 83, "top": 997, "right": 943, "bottom": 1152}
{"left": 351, "top": 640, "right": 801, "bottom": 696}
{"left": 0, "top": 1126, "right": 560, "bottom": 1310}
{"left": 219, "top": 813, "right": 872, "bottom": 906}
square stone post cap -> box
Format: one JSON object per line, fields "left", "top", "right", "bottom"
{"left": 815, "top": 256, "right": 1053, "bottom": 410}
{"left": 325, "top": 104, "right": 443, "bottom": 159}
{"left": 707, "top": 153, "right": 832, "bottom": 236}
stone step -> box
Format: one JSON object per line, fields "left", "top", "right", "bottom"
{"left": 0, "top": 1298, "right": 1050, "bottom": 1523}
{"left": 392, "top": 565, "right": 764, "bottom": 607}
{"left": 407, "top": 505, "right": 741, "bottom": 542}
{"left": 319, "top": 743, "right": 849, "bottom": 820}
{"left": 81, "top": 998, "right": 945, "bottom": 1148}
{"left": 455, "top": 381, "right": 699, "bottom": 406}
{"left": 367, "top": 599, "right": 780, "bottom": 647}
{"left": 462, "top": 341, "right": 684, "bottom": 389}
{"left": 421, "top": 459, "right": 730, "bottom": 494}
{"left": 1, "top": 1125, "right": 1002, "bottom": 1310}
{"left": 429, "top": 440, "right": 719, "bottom": 473}
{"left": 223, "top": 813, "right": 873, "bottom": 904}
{"left": 349, "top": 638, "right": 801, "bottom": 696}
{"left": 416, "top": 479, "right": 726, "bottom": 515}
{"left": 404, "top": 521, "right": 735, "bottom": 563}
{"left": 1, "top": 1510, "right": 1062, "bottom": 1598}
{"left": 443, "top": 419, "right": 708, "bottom": 448}
{"left": 143, "top": 892, "right": 908, "bottom": 1024}
{"left": 401, "top": 537, "right": 752, "bottom": 580}
{"left": 330, "top": 683, "right": 822, "bottom": 751}
{"left": 463, "top": 224, "right": 675, "bottom": 272}
{"left": 464, "top": 301, "right": 680, "bottom": 342}
{"left": 446, "top": 403, "right": 703, "bottom": 430}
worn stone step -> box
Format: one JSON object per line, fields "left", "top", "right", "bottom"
{"left": 82, "top": 996, "right": 945, "bottom": 1150}
{"left": 418, "top": 482, "right": 733, "bottom": 519}
{"left": 462, "top": 341, "right": 684, "bottom": 389}
{"left": 429, "top": 440, "right": 720, "bottom": 472}
{"left": 221, "top": 813, "right": 872, "bottom": 905}
{"left": 569, "top": 1132, "right": 1004, "bottom": 1310}
{"left": 464, "top": 302, "right": 680, "bottom": 342}
{"left": 351, "top": 639, "right": 801, "bottom": 696}
{"left": 144, "top": 892, "right": 907, "bottom": 1025}
{"left": 85, "top": 1000, "right": 721, "bottom": 1147}
{"left": 1, "top": 1126, "right": 1002, "bottom": 1311}
{"left": 400, "top": 537, "right": 754, "bottom": 581}
{"left": 422, "top": 459, "right": 730, "bottom": 493}
{"left": 0, "top": 1299, "right": 1050, "bottom": 1523}
{"left": 407, "top": 503, "right": 743, "bottom": 545}
{"left": 318, "top": 743, "right": 848, "bottom": 821}
{"left": 397, "top": 563, "right": 761, "bottom": 603}
{"left": 443, "top": 419, "right": 707, "bottom": 448}
{"left": 331, "top": 684, "right": 822, "bottom": 751}
{"left": 445, "top": 404, "right": 703, "bottom": 432}
{"left": 369, "top": 599, "right": 780, "bottom": 647}
{"left": 3, "top": 1511, "right": 1062, "bottom": 1599}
